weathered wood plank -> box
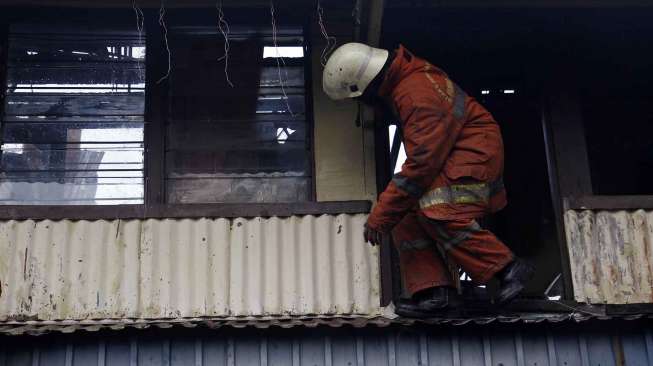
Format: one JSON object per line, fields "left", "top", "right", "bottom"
{"left": 7, "top": 65, "right": 142, "bottom": 86}
{"left": 5, "top": 94, "right": 145, "bottom": 116}
{"left": 166, "top": 149, "right": 310, "bottom": 175}
{"left": 166, "top": 176, "right": 310, "bottom": 204}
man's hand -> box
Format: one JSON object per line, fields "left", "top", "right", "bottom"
{"left": 363, "top": 223, "right": 385, "bottom": 246}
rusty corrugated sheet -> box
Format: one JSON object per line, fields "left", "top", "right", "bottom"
{"left": 0, "top": 214, "right": 380, "bottom": 321}
{"left": 564, "top": 209, "right": 653, "bottom": 304}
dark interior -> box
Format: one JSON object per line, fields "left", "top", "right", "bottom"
{"left": 381, "top": 6, "right": 653, "bottom": 299}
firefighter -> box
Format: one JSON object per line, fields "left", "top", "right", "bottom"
{"left": 323, "top": 43, "right": 534, "bottom": 316}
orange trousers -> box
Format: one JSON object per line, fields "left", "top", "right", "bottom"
{"left": 392, "top": 211, "right": 514, "bottom": 296}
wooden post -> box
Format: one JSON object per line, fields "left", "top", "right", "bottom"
{"left": 0, "top": 22, "right": 8, "bottom": 162}
{"left": 144, "top": 10, "right": 168, "bottom": 206}
{"left": 542, "top": 86, "right": 593, "bottom": 299}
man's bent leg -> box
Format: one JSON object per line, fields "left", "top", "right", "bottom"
{"left": 392, "top": 212, "right": 452, "bottom": 297}
{"left": 419, "top": 216, "right": 514, "bottom": 285}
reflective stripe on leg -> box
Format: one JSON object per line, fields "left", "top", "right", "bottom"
{"left": 431, "top": 220, "right": 481, "bottom": 252}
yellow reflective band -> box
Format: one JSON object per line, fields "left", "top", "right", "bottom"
{"left": 455, "top": 195, "right": 479, "bottom": 204}
{"left": 418, "top": 179, "right": 504, "bottom": 209}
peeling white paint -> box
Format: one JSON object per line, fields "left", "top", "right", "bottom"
{"left": 0, "top": 214, "right": 381, "bottom": 321}
{"left": 565, "top": 210, "right": 653, "bottom": 304}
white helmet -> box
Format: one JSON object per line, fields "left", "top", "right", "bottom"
{"left": 322, "top": 42, "right": 389, "bottom": 101}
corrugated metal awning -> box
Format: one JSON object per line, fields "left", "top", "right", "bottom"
{"left": 0, "top": 215, "right": 380, "bottom": 323}
{"left": 3, "top": 312, "right": 651, "bottom": 336}
{"left": 565, "top": 209, "right": 653, "bottom": 304}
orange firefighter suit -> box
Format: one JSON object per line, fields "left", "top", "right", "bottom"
{"left": 367, "top": 45, "right": 514, "bottom": 295}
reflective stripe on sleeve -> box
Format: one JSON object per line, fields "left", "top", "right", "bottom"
{"left": 452, "top": 83, "right": 467, "bottom": 120}
{"left": 392, "top": 174, "right": 425, "bottom": 198}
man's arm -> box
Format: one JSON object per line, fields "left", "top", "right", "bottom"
{"left": 366, "top": 85, "right": 466, "bottom": 237}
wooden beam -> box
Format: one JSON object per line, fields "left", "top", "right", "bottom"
{"left": 386, "top": 0, "right": 653, "bottom": 8}
{"left": 0, "top": 201, "right": 372, "bottom": 220}
{"left": 542, "top": 86, "right": 592, "bottom": 301}
{"left": 144, "top": 10, "right": 167, "bottom": 205}
{"left": 566, "top": 195, "right": 653, "bottom": 211}
{"left": 545, "top": 92, "right": 593, "bottom": 199}
{"left": 3, "top": 0, "right": 652, "bottom": 9}
{"left": 0, "top": 22, "right": 7, "bottom": 128}
{"left": 0, "top": 0, "right": 315, "bottom": 9}
{"left": 365, "top": 0, "right": 385, "bottom": 47}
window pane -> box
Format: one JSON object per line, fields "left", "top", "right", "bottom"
{"left": 1, "top": 27, "right": 145, "bottom": 205}
{"left": 165, "top": 27, "right": 310, "bottom": 203}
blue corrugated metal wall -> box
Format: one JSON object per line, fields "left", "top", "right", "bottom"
{"left": 1, "top": 320, "right": 652, "bottom": 366}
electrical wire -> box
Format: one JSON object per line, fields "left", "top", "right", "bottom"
{"left": 157, "top": 0, "right": 172, "bottom": 84}
{"left": 270, "top": 0, "right": 295, "bottom": 116}
{"left": 352, "top": 0, "right": 362, "bottom": 27}
{"left": 550, "top": 300, "right": 605, "bottom": 317}
{"left": 316, "top": 0, "right": 337, "bottom": 67}
{"left": 216, "top": 0, "right": 234, "bottom": 87}
{"left": 132, "top": 0, "right": 145, "bottom": 82}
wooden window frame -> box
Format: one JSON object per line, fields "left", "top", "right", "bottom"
{"left": 0, "top": 7, "right": 371, "bottom": 220}
{"left": 542, "top": 78, "right": 653, "bottom": 300}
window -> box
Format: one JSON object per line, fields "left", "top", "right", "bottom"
{"left": 381, "top": 7, "right": 569, "bottom": 302}
{"left": 0, "top": 26, "right": 145, "bottom": 205}
{"left": 0, "top": 17, "right": 312, "bottom": 207}
{"left": 164, "top": 26, "right": 310, "bottom": 203}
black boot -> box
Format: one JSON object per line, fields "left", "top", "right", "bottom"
{"left": 394, "top": 287, "right": 458, "bottom": 318}
{"left": 414, "top": 287, "right": 454, "bottom": 311}
{"left": 495, "top": 258, "right": 535, "bottom": 304}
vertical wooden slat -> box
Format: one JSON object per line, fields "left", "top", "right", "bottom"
{"left": 451, "top": 332, "right": 461, "bottom": 366}
{"left": 542, "top": 87, "right": 592, "bottom": 299}
{"left": 545, "top": 328, "right": 558, "bottom": 366}
{"left": 144, "top": 9, "right": 168, "bottom": 206}
{"left": 374, "top": 107, "right": 396, "bottom": 306}
{"left": 64, "top": 344, "right": 73, "bottom": 366}
{"left": 515, "top": 331, "right": 525, "bottom": 366}
{"left": 0, "top": 21, "right": 9, "bottom": 149}
{"left": 303, "top": 21, "right": 316, "bottom": 202}
{"left": 97, "top": 341, "right": 106, "bottom": 366}
{"left": 129, "top": 337, "right": 138, "bottom": 366}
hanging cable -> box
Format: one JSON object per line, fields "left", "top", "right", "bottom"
{"left": 132, "top": 0, "right": 145, "bottom": 82}
{"left": 216, "top": 0, "right": 234, "bottom": 87}
{"left": 270, "top": 0, "right": 294, "bottom": 116}
{"left": 352, "top": 0, "right": 362, "bottom": 40}
{"left": 352, "top": 0, "right": 362, "bottom": 25}
{"left": 157, "top": 0, "right": 172, "bottom": 84}
{"left": 316, "top": 0, "right": 337, "bottom": 67}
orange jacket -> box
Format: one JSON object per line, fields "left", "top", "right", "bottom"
{"left": 367, "top": 46, "right": 507, "bottom": 233}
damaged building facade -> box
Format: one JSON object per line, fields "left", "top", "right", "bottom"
{"left": 0, "top": 1, "right": 652, "bottom": 365}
